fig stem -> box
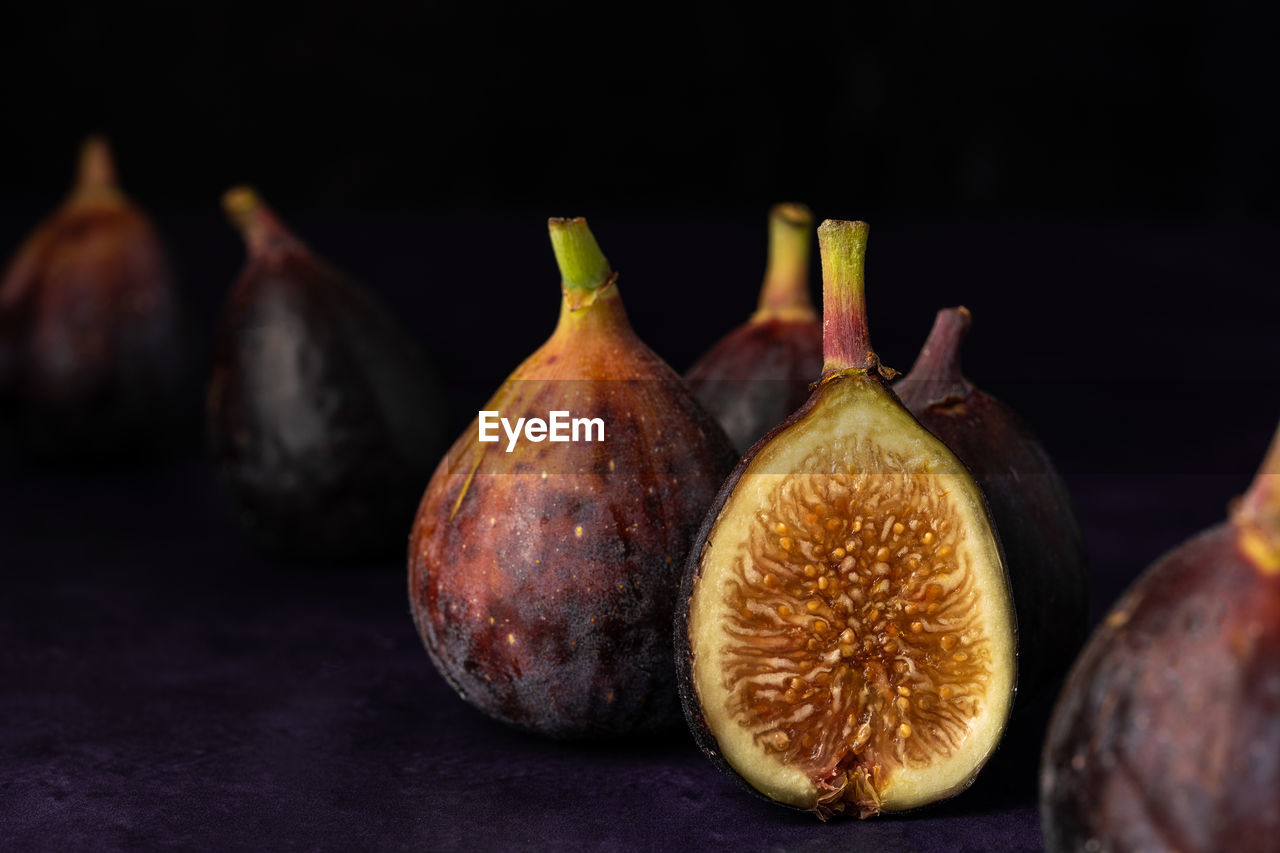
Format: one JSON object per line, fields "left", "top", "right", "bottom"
{"left": 222, "top": 187, "right": 295, "bottom": 256}
{"left": 818, "top": 219, "right": 877, "bottom": 374}
{"left": 1237, "top": 422, "right": 1280, "bottom": 571}
{"left": 549, "top": 218, "right": 613, "bottom": 308}
{"left": 903, "top": 307, "right": 973, "bottom": 400}
{"left": 754, "top": 203, "right": 816, "bottom": 322}
{"left": 75, "top": 135, "right": 118, "bottom": 193}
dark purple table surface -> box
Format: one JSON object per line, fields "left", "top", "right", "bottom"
{"left": 2, "top": 216, "right": 1276, "bottom": 851}
{"left": 1, "top": 453, "right": 1252, "bottom": 852}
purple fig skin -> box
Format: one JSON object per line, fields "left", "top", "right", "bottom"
{"left": 208, "top": 188, "right": 446, "bottom": 563}
{"left": 686, "top": 204, "right": 822, "bottom": 453}
{"left": 895, "top": 307, "right": 1089, "bottom": 706}
{"left": 685, "top": 319, "right": 822, "bottom": 454}
{"left": 1040, "top": 426, "right": 1280, "bottom": 852}
{"left": 409, "top": 218, "right": 736, "bottom": 738}
{"left": 0, "top": 136, "right": 186, "bottom": 457}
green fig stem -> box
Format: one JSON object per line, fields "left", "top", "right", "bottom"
{"left": 904, "top": 307, "right": 973, "bottom": 399}
{"left": 75, "top": 135, "right": 119, "bottom": 195}
{"left": 818, "top": 219, "right": 883, "bottom": 376}
{"left": 753, "top": 203, "right": 816, "bottom": 322}
{"left": 549, "top": 218, "right": 614, "bottom": 310}
{"left": 1236, "top": 422, "right": 1280, "bottom": 574}
{"left": 223, "top": 186, "right": 295, "bottom": 256}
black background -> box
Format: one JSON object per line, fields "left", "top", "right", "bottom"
{"left": 2, "top": 2, "right": 1279, "bottom": 849}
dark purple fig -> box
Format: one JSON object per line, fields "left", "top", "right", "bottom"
{"left": 895, "top": 307, "right": 1089, "bottom": 706}
{"left": 1041, "top": 423, "right": 1280, "bottom": 852}
{"left": 0, "top": 136, "right": 186, "bottom": 457}
{"left": 207, "top": 187, "right": 446, "bottom": 563}
{"left": 677, "top": 221, "right": 1016, "bottom": 818}
{"left": 685, "top": 203, "right": 822, "bottom": 453}
{"left": 409, "top": 217, "right": 736, "bottom": 738}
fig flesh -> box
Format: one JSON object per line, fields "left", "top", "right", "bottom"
{"left": 207, "top": 188, "right": 446, "bottom": 562}
{"left": 896, "top": 307, "right": 1089, "bottom": 705}
{"left": 1041, "top": 423, "right": 1280, "bottom": 852}
{"left": 685, "top": 203, "right": 823, "bottom": 453}
{"left": 408, "top": 218, "right": 736, "bottom": 738}
{"left": 678, "top": 221, "right": 1016, "bottom": 818}
{"left": 0, "top": 136, "right": 186, "bottom": 457}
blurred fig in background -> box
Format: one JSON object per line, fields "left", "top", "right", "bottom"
{"left": 896, "top": 307, "right": 1089, "bottom": 707}
{"left": 1041, "top": 419, "right": 1280, "bottom": 852}
{"left": 685, "top": 203, "right": 822, "bottom": 453}
{"left": 0, "top": 136, "right": 187, "bottom": 458}
{"left": 208, "top": 188, "right": 447, "bottom": 563}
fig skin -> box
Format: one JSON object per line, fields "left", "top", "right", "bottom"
{"left": 686, "top": 203, "right": 822, "bottom": 453}
{"left": 408, "top": 218, "right": 736, "bottom": 739}
{"left": 207, "top": 188, "right": 446, "bottom": 563}
{"left": 676, "top": 222, "right": 1016, "bottom": 819}
{"left": 1041, "top": 425, "right": 1280, "bottom": 853}
{"left": 0, "top": 136, "right": 186, "bottom": 458}
{"left": 896, "top": 307, "right": 1089, "bottom": 706}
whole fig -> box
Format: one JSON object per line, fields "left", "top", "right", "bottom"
{"left": 409, "top": 217, "right": 736, "bottom": 738}
{"left": 686, "top": 203, "right": 822, "bottom": 453}
{"left": 1041, "top": 421, "right": 1280, "bottom": 852}
{"left": 0, "top": 136, "right": 186, "bottom": 458}
{"left": 208, "top": 188, "right": 446, "bottom": 562}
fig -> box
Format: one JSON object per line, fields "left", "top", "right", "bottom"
{"left": 207, "top": 187, "right": 446, "bottom": 562}
{"left": 896, "top": 307, "right": 1089, "bottom": 705}
{"left": 1041, "top": 422, "right": 1280, "bottom": 852}
{"left": 685, "top": 203, "right": 823, "bottom": 453}
{"left": 677, "top": 220, "right": 1017, "bottom": 818}
{"left": 0, "top": 136, "right": 186, "bottom": 457}
{"left": 408, "top": 217, "right": 737, "bottom": 738}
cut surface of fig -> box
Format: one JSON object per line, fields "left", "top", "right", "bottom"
{"left": 680, "top": 221, "right": 1015, "bottom": 818}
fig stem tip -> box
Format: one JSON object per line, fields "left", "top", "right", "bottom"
{"left": 76, "top": 135, "right": 119, "bottom": 191}
{"left": 548, "top": 217, "right": 613, "bottom": 295}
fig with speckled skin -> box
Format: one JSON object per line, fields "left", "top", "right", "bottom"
{"left": 1041, "top": 422, "right": 1280, "bottom": 852}
{"left": 896, "top": 307, "right": 1089, "bottom": 706}
{"left": 0, "top": 136, "right": 186, "bottom": 457}
{"left": 685, "top": 203, "right": 822, "bottom": 453}
{"left": 408, "top": 217, "right": 736, "bottom": 738}
{"left": 207, "top": 187, "right": 446, "bottom": 562}
{"left": 677, "top": 221, "right": 1017, "bottom": 818}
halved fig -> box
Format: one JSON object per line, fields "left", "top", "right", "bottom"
{"left": 677, "top": 220, "right": 1017, "bottom": 818}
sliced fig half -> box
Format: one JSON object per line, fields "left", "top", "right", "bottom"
{"left": 677, "top": 220, "right": 1016, "bottom": 818}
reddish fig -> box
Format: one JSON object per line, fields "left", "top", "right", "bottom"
{"left": 409, "top": 217, "right": 736, "bottom": 738}
{"left": 685, "top": 203, "right": 822, "bottom": 452}
{"left": 1041, "top": 422, "right": 1280, "bottom": 852}
{"left": 0, "top": 136, "right": 186, "bottom": 457}
{"left": 896, "top": 307, "right": 1089, "bottom": 705}
{"left": 677, "top": 221, "right": 1016, "bottom": 818}
{"left": 207, "top": 187, "right": 446, "bottom": 562}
